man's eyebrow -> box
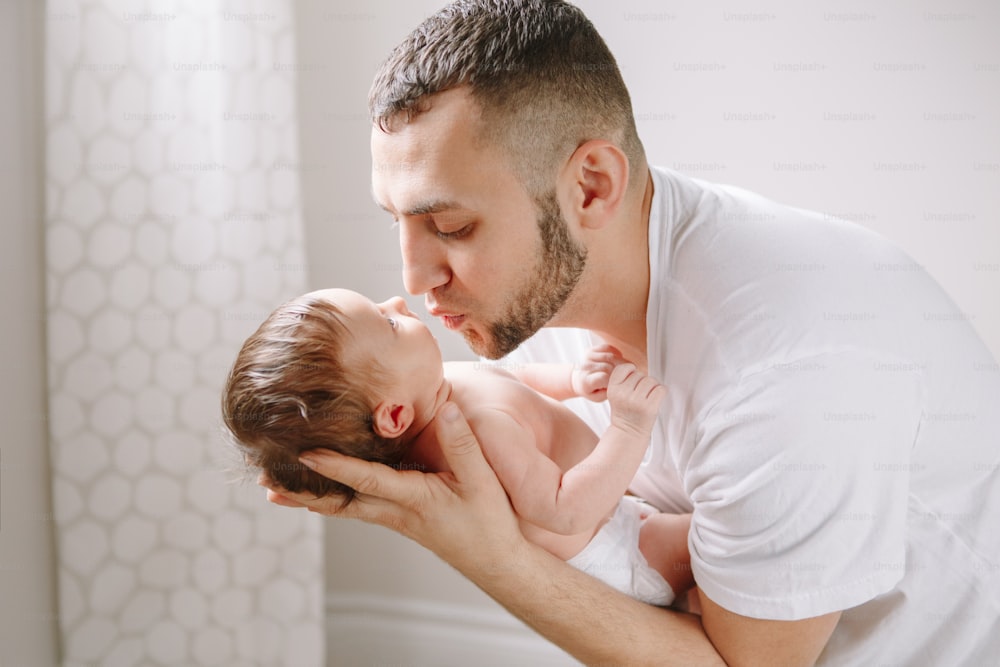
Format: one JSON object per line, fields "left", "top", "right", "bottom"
{"left": 374, "top": 198, "right": 468, "bottom": 217}
{"left": 405, "top": 199, "right": 467, "bottom": 216}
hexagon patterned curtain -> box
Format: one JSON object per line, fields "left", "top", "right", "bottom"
{"left": 43, "top": 1, "right": 323, "bottom": 664}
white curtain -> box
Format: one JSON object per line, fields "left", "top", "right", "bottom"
{"left": 44, "top": 1, "right": 323, "bottom": 664}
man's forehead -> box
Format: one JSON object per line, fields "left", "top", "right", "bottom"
{"left": 371, "top": 134, "right": 479, "bottom": 216}
{"left": 384, "top": 87, "right": 481, "bottom": 132}
{"left": 370, "top": 151, "right": 456, "bottom": 217}
{"left": 369, "top": 88, "right": 517, "bottom": 215}
{"left": 371, "top": 88, "right": 486, "bottom": 163}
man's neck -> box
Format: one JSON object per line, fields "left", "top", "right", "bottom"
{"left": 555, "top": 170, "right": 654, "bottom": 370}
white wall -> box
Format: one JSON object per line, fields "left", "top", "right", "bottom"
{"left": 294, "top": 0, "right": 999, "bottom": 663}
{"left": 292, "top": 0, "right": 499, "bottom": 619}
{"left": 0, "top": 1, "right": 59, "bottom": 665}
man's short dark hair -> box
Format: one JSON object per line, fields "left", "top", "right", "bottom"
{"left": 368, "top": 0, "right": 646, "bottom": 194}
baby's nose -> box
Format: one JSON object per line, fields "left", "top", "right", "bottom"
{"left": 384, "top": 296, "right": 412, "bottom": 317}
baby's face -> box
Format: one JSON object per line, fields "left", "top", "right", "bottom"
{"left": 310, "top": 288, "right": 444, "bottom": 399}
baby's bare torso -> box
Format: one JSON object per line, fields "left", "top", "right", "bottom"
{"left": 447, "top": 362, "right": 599, "bottom": 467}
{"left": 408, "top": 361, "right": 607, "bottom": 558}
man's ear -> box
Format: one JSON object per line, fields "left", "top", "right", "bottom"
{"left": 558, "top": 139, "right": 630, "bottom": 230}
{"left": 372, "top": 401, "right": 414, "bottom": 439}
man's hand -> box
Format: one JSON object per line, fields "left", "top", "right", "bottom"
{"left": 570, "top": 343, "right": 627, "bottom": 401}
{"left": 262, "top": 402, "right": 525, "bottom": 570}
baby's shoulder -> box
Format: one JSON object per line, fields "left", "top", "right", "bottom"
{"left": 444, "top": 360, "right": 517, "bottom": 382}
{"left": 445, "top": 362, "right": 539, "bottom": 420}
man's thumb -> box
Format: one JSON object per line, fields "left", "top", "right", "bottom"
{"left": 435, "top": 402, "right": 489, "bottom": 475}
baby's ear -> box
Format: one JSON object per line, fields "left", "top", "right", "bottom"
{"left": 372, "top": 401, "right": 414, "bottom": 439}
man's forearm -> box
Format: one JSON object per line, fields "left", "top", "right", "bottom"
{"left": 465, "top": 540, "right": 726, "bottom": 666}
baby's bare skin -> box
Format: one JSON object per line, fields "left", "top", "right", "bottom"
{"left": 406, "top": 360, "right": 692, "bottom": 594}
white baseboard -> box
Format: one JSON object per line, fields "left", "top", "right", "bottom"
{"left": 326, "top": 592, "right": 581, "bottom": 667}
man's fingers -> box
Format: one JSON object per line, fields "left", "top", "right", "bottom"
{"left": 259, "top": 471, "right": 308, "bottom": 508}
{"left": 301, "top": 448, "right": 412, "bottom": 499}
{"left": 434, "top": 402, "right": 495, "bottom": 484}
{"left": 262, "top": 472, "right": 414, "bottom": 529}
{"left": 260, "top": 404, "right": 501, "bottom": 534}
{"left": 266, "top": 489, "right": 307, "bottom": 508}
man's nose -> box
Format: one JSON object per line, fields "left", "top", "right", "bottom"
{"left": 400, "top": 225, "right": 450, "bottom": 296}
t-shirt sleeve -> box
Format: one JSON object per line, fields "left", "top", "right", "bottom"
{"left": 687, "top": 350, "right": 925, "bottom": 621}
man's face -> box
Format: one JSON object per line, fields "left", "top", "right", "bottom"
{"left": 371, "top": 88, "right": 586, "bottom": 359}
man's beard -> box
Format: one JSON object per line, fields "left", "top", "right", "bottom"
{"left": 471, "top": 191, "right": 587, "bottom": 359}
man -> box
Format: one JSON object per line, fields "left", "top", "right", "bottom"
{"left": 268, "top": 1, "right": 1000, "bottom": 664}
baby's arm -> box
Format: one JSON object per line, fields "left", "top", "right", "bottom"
{"left": 473, "top": 364, "right": 665, "bottom": 536}
{"left": 510, "top": 344, "right": 623, "bottom": 402}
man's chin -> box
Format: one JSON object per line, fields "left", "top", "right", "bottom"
{"left": 469, "top": 323, "right": 542, "bottom": 360}
{"left": 461, "top": 328, "right": 500, "bottom": 360}
{"left": 460, "top": 310, "right": 550, "bottom": 359}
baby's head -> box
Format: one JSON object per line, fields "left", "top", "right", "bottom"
{"left": 222, "top": 288, "right": 442, "bottom": 505}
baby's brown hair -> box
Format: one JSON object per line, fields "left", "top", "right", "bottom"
{"left": 222, "top": 293, "right": 406, "bottom": 505}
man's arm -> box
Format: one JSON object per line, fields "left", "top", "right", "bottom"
{"left": 471, "top": 535, "right": 727, "bottom": 666}
{"left": 271, "top": 403, "right": 841, "bottom": 666}
{"left": 699, "top": 593, "right": 841, "bottom": 667}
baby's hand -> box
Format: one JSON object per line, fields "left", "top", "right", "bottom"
{"left": 607, "top": 363, "right": 666, "bottom": 437}
{"left": 570, "top": 344, "right": 626, "bottom": 402}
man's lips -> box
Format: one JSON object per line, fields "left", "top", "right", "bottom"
{"left": 427, "top": 306, "right": 466, "bottom": 330}
{"left": 440, "top": 315, "right": 466, "bottom": 330}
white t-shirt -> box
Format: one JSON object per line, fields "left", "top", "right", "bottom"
{"left": 502, "top": 166, "right": 1000, "bottom": 665}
